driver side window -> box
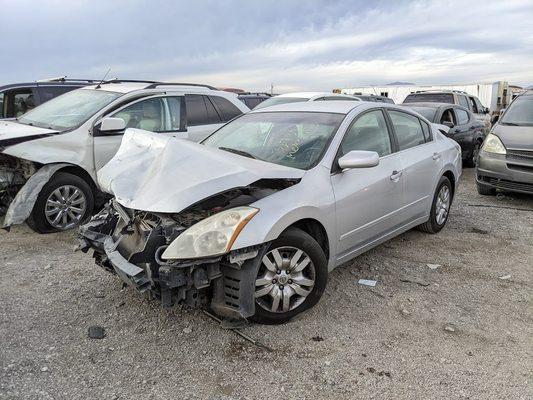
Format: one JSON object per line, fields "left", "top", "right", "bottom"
{"left": 113, "top": 98, "right": 166, "bottom": 132}
{"left": 340, "top": 110, "right": 392, "bottom": 157}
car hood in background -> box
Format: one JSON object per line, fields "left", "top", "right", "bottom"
{"left": 492, "top": 124, "right": 533, "bottom": 150}
{"left": 0, "top": 120, "right": 56, "bottom": 149}
{"left": 98, "top": 129, "right": 305, "bottom": 213}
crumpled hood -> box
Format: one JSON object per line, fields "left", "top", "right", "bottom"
{"left": 0, "top": 120, "right": 56, "bottom": 148}
{"left": 492, "top": 124, "right": 533, "bottom": 150}
{"left": 98, "top": 129, "right": 305, "bottom": 213}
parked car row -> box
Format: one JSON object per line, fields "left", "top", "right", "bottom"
{"left": 1, "top": 77, "right": 530, "bottom": 324}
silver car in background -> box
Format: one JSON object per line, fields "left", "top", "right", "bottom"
{"left": 477, "top": 90, "right": 533, "bottom": 195}
{"left": 79, "top": 101, "right": 461, "bottom": 324}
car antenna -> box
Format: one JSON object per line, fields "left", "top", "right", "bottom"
{"left": 95, "top": 68, "right": 111, "bottom": 89}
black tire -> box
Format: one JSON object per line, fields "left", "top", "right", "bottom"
{"left": 26, "top": 172, "right": 94, "bottom": 233}
{"left": 251, "top": 228, "right": 328, "bottom": 325}
{"left": 418, "top": 176, "right": 452, "bottom": 234}
{"left": 476, "top": 181, "right": 496, "bottom": 196}
{"left": 465, "top": 140, "right": 482, "bottom": 168}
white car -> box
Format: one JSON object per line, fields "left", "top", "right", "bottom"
{"left": 254, "top": 92, "right": 361, "bottom": 109}
{"left": 0, "top": 80, "right": 249, "bottom": 233}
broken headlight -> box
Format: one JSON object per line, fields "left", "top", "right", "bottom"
{"left": 161, "top": 206, "right": 259, "bottom": 260}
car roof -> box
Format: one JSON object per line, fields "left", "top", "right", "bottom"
{"left": 0, "top": 81, "right": 92, "bottom": 91}
{"left": 80, "top": 82, "right": 239, "bottom": 98}
{"left": 249, "top": 100, "right": 364, "bottom": 114}
{"left": 401, "top": 102, "right": 453, "bottom": 109}
{"left": 276, "top": 92, "right": 347, "bottom": 99}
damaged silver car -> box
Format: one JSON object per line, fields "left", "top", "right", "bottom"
{"left": 79, "top": 101, "right": 462, "bottom": 324}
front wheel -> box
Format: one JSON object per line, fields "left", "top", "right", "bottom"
{"left": 27, "top": 172, "right": 94, "bottom": 233}
{"left": 465, "top": 140, "right": 482, "bottom": 168}
{"left": 251, "top": 228, "right": 328, "bottom": 324}
{"left": 418, "top": 176, "right": 452, "bottom": 234}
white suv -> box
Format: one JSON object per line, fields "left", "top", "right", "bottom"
{"left": 0, "top": 80, "right": 249, "bottom": 233}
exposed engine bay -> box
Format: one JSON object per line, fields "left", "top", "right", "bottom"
{"left": 79, "top": 178, "right": 299, "bottom": 320}
{"left": 0, "top": 154, "right": 38, "bottom": 215}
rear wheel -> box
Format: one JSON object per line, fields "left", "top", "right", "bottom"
{"left": 251, "top": 228, "right": 327, "bottom": 324}
{"left": 27, "top": 172, "right": 94, "bottom": 233}
{"left": 418, "top": 176, "right": 452, "bottom": 234}
{"left": 466, "top": 140, "right": 482, "bottom": 168}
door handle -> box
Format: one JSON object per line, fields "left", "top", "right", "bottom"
{"left": 432, "top": 152, "right": 441, "bottom": 160}
{"left": 390, "top": 170, "right": 403, "bottom": 181}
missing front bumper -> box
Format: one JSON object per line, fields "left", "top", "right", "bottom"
{"left": 79, "top": 208, "right": 266, "bottom": 320}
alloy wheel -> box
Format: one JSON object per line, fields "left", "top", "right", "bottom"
{"left": 435, "top": 185, "right": 450, "bottom": 225}
{"left": 44, "top": 185, "right": 87, "bottom": 230}
{"left": 255, "top": 246, "right": 316, "bottom": 313}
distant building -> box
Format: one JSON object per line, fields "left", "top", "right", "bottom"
{"left": 338, "top": 81, "right": 511, "bottom": 111}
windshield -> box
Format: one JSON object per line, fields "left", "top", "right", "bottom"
{"left": 18, "top": 89, "right": 122, "bottom": 130}
{"left": 203, "top": 112, "right": 345, "bottom": 170}
{"left": 253, "top": 96, "right": 308, "bottom": 110}
{"left": 501, "top": 96, "right": 533, "bottom": 126}
{"left": 403, "top": 93, "right": 454, "bottom": 104}
{"left": 405, "top": 106, "right": 436, "bottom": 121}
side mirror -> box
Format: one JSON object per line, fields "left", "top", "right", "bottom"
{"left": 100, "top": 117, "right": 126, "bottom": 132}
{"left": 338, "top": 150, "right": 379, "bottom": 170}
{"left": 483, "top": 107, "right": 490, "bottom": 114}
{"left": 442, "top": 121, "right": 455, "bottom": 128}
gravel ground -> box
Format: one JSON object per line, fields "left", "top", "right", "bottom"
{"left": 1, "top": 168, "right": 532, "bottom": 400}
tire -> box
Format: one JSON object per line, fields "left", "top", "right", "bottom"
{"left": 465, "top": 140, "right": 482, "bottom": 168}
{"left": 251, "top": 228, "right": 328, "bottom": 324}
{"left": 26, "top": 172, "right": 94, "bottom": 233}
{"left": 418, "top": 176, "right": 452, "bottom": 234}
{"left": 476, "top": 181, "right": 496, "bottom": 196}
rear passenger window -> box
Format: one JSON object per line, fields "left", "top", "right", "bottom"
{"left": 388, "top": 111, "right": 426, "bottom": 151}
{"left": 457, "top": 95, "right": 470, "bottom": 109}
{"left": 455, "top": 109, "right": 470, "bottom": 125}
{"left": 185, "top": 94, "right": 209, "bottom": 126}
{"left": 204, "top": 96, "right": 222, "bottom": 124}
{"left": 209, "top": 96, "right": 242, "bottom": 121}
{"left": 340, "top": 110, "right": 392, "bottom": 157}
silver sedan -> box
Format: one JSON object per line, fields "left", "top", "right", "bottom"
{"left": 80, "top": 101, "right": 462, "bottom": 324}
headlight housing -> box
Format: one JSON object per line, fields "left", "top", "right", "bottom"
{"left": 162, "top": 206, "right": 259, "bottom": 260}
{"left": 482, "top": 133, "right": 506, "bottom": 154}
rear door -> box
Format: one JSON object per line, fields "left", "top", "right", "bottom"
{"left": 331, "top": 109, "right": 404, "bottom": 261}
{"left": 451, "top": 107, "right": 476, "bottom": 158}
{"left": 386, "top": 109, "right": 441, "bottom": 222}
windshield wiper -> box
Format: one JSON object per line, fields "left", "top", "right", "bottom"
{"left": 501, "top": 122, "right": 520, "bottom": 126}
{"left": 218, "top": 147, "right": 258, "bottom": 160}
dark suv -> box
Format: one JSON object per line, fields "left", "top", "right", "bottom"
{"left": 0, "top": 77, "right": 95, "bottom": 119}
{"left": 403, "top": 90, "right": 490, "bottom": 133}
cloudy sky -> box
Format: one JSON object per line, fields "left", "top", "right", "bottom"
{"left": 1, "top": 0, "right": 532, "bottom": 92}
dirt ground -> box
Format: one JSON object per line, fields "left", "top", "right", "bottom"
{"left": 1, "top": 168, "right": 532, "bottom": 400}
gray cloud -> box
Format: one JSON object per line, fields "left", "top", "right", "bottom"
{"left": 0, "top": 0, "right": 531, "bottom": 91}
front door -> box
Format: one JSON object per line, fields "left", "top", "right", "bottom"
{"left": 331, "top": 109, "right": 404, "bottom": 262}
{"left": 93, "top": 96, "right": 186, "bottom": 172}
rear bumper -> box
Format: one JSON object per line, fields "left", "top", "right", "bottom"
{"left": 476, "top": 150, "right": 533, "bottom": 194}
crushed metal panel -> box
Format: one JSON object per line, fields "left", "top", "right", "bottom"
{"left": 3, "top": 163, "right": 69, "bottom": 228}
{"left": 98, "top": 129, "right": 305, "bottom": 214}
